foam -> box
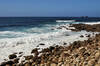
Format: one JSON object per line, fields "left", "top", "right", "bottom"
{"left": 56, "top": 20, "right": 75, "bottom": 23}
{"left": 84, "top": 21, "right": 100, "bottom": 25}
{"left": 0, "top": 23, "right": 98, "bottom": 63}
{"left": 0, "top": 30, "right": 95, "bottom": 63}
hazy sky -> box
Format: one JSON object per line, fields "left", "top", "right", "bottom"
{"left": 0, "top": 0, "right": 100, "bottom": 17}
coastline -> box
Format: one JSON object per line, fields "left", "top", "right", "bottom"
{"left": 1, "top": 24, "right": 100, "bottom": 66}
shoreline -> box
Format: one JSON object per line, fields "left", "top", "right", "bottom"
{"left": 1, "top": 24, "right": 100, "bottom": 66}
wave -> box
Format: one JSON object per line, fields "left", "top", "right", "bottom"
{"left": 0, "top": 28, "right": 94, "bottom": 62}
{"left": 0, "top": 21, "right": 99, "bottom": 62}
{"left": 84, "top": 21, "right": 100, "bottom": 25}
{"left": 56, "top": 20, "right": 75, "bottom": 23}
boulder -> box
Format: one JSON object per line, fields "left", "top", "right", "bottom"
{"left": 9, "top": 54, "right": 17, "bottom": 59}
{"left": 39, "top": 43, "right": 45, "bottom": 45}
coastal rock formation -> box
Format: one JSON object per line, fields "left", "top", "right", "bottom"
{"left": 70, "top": 24, "right": 100, "bottom": 32}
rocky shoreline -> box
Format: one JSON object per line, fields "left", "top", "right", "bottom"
{"left": 1, "top": 24, "right": 100, "bottom": 66}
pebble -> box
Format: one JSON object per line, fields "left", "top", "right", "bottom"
{"left": 9, "top": 54, "right": 17, "bottom": 59}
{"left": 95, "top": 52, "right": 100, "bottom": 59}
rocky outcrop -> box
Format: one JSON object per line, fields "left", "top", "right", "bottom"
{"left": 70, "top": 24, "right": 100, "bottom": 32}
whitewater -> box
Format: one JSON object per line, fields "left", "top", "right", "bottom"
{"left": 0, "top": 20, "right": 99, "bottom": 62}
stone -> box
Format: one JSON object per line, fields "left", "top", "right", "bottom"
{"left": 58, "top": 57, "right": 63, "bottom": 62}
{"left": 13, "top": 58, "right": 19, "bottom": 63}
{"left": 25, "top": 63, "right": 31, "bottom": 66}
{"left": 0, "top": 62, "right": 7, "bottom": 66}
{"left": 5, "top": 64, "right": 10, "bottom": 66}
{"left": 24, "top": 55, "right": 33, "bottom": 60}
{"left": 52, "top": 57, "right": 58, "bottom": 63}
{"left": 4, "top": 61, "right": 14, "bottom": 66}
{"left": 88, "top": 59, "right": 95, "bottom": 66}
{"left": 39, "top": 43, "right": 45, "bottom": 45}
{"left": 51, "top": 63, "right": 57, "bottom": 66}
{"left": 95, "top": 63, "right": 100, "bottom": 66}
{"left": 63, "top": 51, "right": 70, "bottom": 57}
{"left": 65, "top": 63, "right": 70, "bottom": 66}
{"left": 86, "top": 34, "right": 91, "bottom": 37}
{"left": 80, "top": 35, "right": 84, "bottom": 37}
{"left": 79, "top": 47, "right": 86, "bottom": 53}
{"left": 63, "top": 42, "right": 67, "bottom": 45}
{"left": 19, "top": 52, "right": 23, "bottom": 54}
{"left": 31, "top": 48, "right": 38, "bottom": 53}
{"left": 9, "top": 54, "right": 17, "bottom": 59}
{"left": 49, "top": 46, "right": 55, "bottom": 52}
{"left": 95, "top": 52, "right": 100, "bottom": 59}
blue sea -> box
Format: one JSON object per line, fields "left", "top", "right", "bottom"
{"left": 0, "top": 17, "right": 100, "bottom": 62}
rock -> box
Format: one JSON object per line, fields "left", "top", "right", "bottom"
{"left": 80, "top": 35, "right": 84, "bottom": 38}
{"left": 5, "top": 64, "right": 10, "bottom": 66}
{"left": 74, "top": 54, "right": 79, "bottom": 58}
{"left": 4, "top": 61, "right": 14, "bottom": 66}
{"left": 95, "top": 63, "right": 100, "bottom": 66}
{"left": 18, "top": 63, "right": 24, "bottom": 66}
{"left": 52, "top": 57, "right": 58, "bottom": 63}
{"left": 51, "top": 28, "right": 55, "bottom": 30}
{"left": 24, "top": 55, "right": 33, "bottom": 60}
{"left": 31, "top": 63, "right": 36, "bottom": 66}
{"left": 58, "top": 62, "right": 63, "bottom": 66}
{"left": 29, "top": 59, "right": 33, "bottom": 63}
{"left": 9, "top": 54, "right": 17, "bottom": 59}
{"left": 19, "top": 52, "right": 23, "bottom": 54}
{"left": 18, "top": 54, "right": 23, "bottom": 57}
{"left": 63, "top": 42, "right": 67, "bottom": 45}
{"left": 83, "top": 52, "right": 90, "bottom": 57}
{"left": 57, "top": 27, "right": 62, "bottom": 29}
{"left": 95, "top": 52, "right": 100, "bottom": 59}
{"left": 50, "top": 63, "right": 57, "bottom": 66}
{"left": 63, "top": 51, "right": 70, "bottom": 57}
{"left": 79, "top": 47, "right": 86, "bottom": 53}
{"left": 58, "top": 57, "right": 63, "bottom": 62}
{"left": 65, "top": 63, "right": 70, "bottom": 66}
{"left": 13, "top": 58, "right": 19, "bottom": 63}
{"left": 88, "top": 59, "right": 95, "bottom": 66}
{"left": 86, "top": 34, "right": 91, "bottom": 37}
{"left": 39, "top": 43, "right": 45, "bottom": 45}
{"left": 0, "top": 62, "right": 7, "bottom": 66}
{"left": 25, "top": 63, "right": 31, "bottom": 66}
{"left": 31, "top": 48, "right": 38, "bottom": 53}
{"left": 49, "top": 46, "right": 55, "bottom": 52}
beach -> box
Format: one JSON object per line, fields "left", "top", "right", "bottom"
{"left": 1, "top": 23, "right": 100, "bottom": 66}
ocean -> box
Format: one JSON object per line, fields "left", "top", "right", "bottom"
{"left": 0, "top": 17, "right": 100, "bottom": 62}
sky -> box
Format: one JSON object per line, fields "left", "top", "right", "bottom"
{"left": 0, "top": 0, "right": 100, "bottom": 17}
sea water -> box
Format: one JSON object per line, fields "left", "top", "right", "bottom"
{"left": 0, "top": 17, "right": 99, "bottom": 62}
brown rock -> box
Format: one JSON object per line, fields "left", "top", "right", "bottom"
{"left": 0, "top": 62, "right": 7, "bottom": 66}
{"left": 95, "top": 63, "right": 100, "bottom": 66}
{"left": 13, "top": 58, "right": 19, "bottom": 63}
{"left": 25, "top": 63, "right": 31, "bottom": 66}
{"left": 24, "top": 55, "right": 33, "bottom": 60}
{"left": 5, "top": 64, "right": 10, "bottom": 66}
{"left": 95, "top": 52, "right": 100, "bottom": 59}
{"left": 79, "top": 47, "right": 86, "bottom": 53}
{"left": 63, "top": 51, "right": 70, "bottom": 57}
{"left": 51, "top": 63, "right": 57, "bottom": 66}
{"left": 31, "top": 48, "right": 38, "bottom": 53}
{"left": 52, "top": 57, "right": 58, "bottom": 63}
{"left": 88, "top": 59, "right": 95, "bottom": 66}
